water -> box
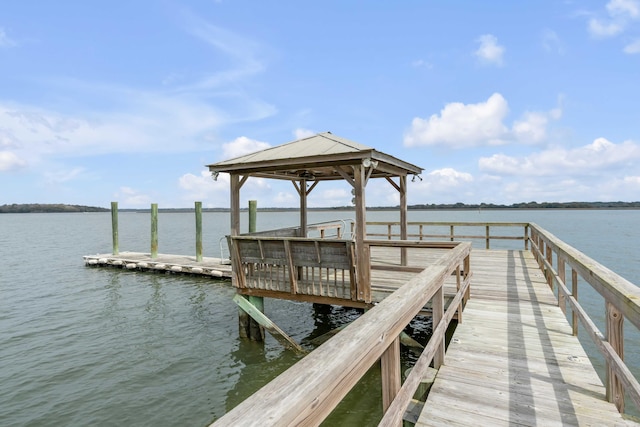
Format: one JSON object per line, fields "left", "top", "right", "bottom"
{"left": 1, "top": 209, "right": 639, "bottom": 425}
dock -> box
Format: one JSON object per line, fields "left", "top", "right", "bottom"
{"left": 415, "top": 249, "right": 635, "bottom": 426}
{"left": 88, "top": 133, "right": 639, "bottom": 425}
{"left": 208, "top": 222, "right": 640, "bottom": 426}
{"left": 83, "top": 252, "right": 232, "bottom": 278}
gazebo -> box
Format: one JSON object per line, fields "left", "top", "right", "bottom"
{"left": 207, "top": 132, "right": 423, "bottom": 304}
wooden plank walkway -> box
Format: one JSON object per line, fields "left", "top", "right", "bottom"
{"left": 417, "top": 249, "right": 638, "bottom": 426}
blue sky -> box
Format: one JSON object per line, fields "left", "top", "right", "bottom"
{"left": 1, "top": 1, "right": 640, "bottom": 208}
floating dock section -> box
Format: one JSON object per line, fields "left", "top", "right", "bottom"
{"left": 83, "top": 252, "right": 232, "bottom": 278}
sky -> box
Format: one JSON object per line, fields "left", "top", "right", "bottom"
{"left": 1, "top": 1, "right": 640, "bottom": 209}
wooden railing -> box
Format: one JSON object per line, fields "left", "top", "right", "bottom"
{"left": 229, "top": 236, "right": 356, "bottom": 301}
{"left": 367, "top": 221, "right": 529, "bottom": 249}
{"left": 244, "top": 219, "right": 354, "bottom": 239}
{"left": 211, "top": 241, "right": 472, "bottom": 426}
{"left": 529, "top": 223, "right": 640, "bottom": 414}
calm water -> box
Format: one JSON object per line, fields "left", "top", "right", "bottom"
{"left": 1, "top": 209, "right": 639, "bottom": 425}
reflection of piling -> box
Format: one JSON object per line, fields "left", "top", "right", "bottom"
{"left": 151, "top": 203, "right": 158, "bottom": 259}
{"left": 111, "top": 201, "right": 119, "bottom": 255}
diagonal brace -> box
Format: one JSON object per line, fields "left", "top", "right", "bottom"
{"left": 233, "top": 294, "right": 306, "bottom": 354}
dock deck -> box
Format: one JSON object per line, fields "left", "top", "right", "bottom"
{"left": 83, "top": 252, "right": 233, "bottom": 278}
{"left": 417, "top": 249, "right": 636, "bottom": 426}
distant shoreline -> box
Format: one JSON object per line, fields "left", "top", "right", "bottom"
{"left": 2, "top": 201, "right": 640, "bottom": 213}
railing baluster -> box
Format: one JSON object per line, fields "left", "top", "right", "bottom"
{"left": 558, "top": 257, "right": 566, "bottom": 314}
{"left": 606, "top": 301, "right": 625, "bottom": 412}
{"left": 485, "top": 225, "right": 490, "bottom": 249}
{"left": 572, "top": 269, "right": 578, "bottom": 336}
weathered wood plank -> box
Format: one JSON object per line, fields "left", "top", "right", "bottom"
{"left": 416, "top": 249, "right": 633, "bottom": 427}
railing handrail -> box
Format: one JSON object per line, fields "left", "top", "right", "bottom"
{"left": 528, "top": 222, "right": 640, "bottom": 413}
{"left": 211, "top": 241, "right": 472, "bottom": 426}
{"left": 366, "top": 221, "right": 529, "bottom": 250}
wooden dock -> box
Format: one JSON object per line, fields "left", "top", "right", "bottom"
{"left": 416, "top": 249, "right": 636, "bottom": 426}
{"left": 83, "top": 252, "right": 232, "bottom": 278}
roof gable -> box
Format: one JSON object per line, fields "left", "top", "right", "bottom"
{"left": 207, "top": 131, "right": 422, "bottom": 181}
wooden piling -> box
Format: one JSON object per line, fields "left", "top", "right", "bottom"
{"left": 247, "top": 200, "right": 265, "bottom": 342}
{"left": 249, "top": 200, "right": 257, "bottom": 233}
{"left": 195, "top": 201, "right": 203, "bottom": 262}
{"left": 151, "top": 203, "right": 158, "bottom": 259}
{"left": 111, "top": 201, "right": 119, "bottom": 255}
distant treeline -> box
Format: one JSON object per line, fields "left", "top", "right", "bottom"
{"left": 0, "top": 204, "right": 110, "bottom": 213}
{"left": 406, "top": 201, "right": 640, "bottom": 210}
{"left": 2, "top": 201, "right": 640, "bottom": 213}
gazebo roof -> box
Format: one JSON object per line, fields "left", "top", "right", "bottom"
{"left": 206, "top": 132, "right": 423, "bottom": 181}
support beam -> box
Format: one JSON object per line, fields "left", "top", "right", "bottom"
{"left": 233, "top": 294, "right": 306, "bottom": 354}
{"left": 400, "top": 175, "right": 408, "bottom": 266}
{"left": 381, "top": 336, "right": 401, "bottom": 416}
{"left": 353, "top": 164, "right": 371, "bottom": 302}
{"left": 299, "top": 179, "right": 307, "bottom": 237}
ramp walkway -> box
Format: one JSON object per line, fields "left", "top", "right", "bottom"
{"left": 417, "top": 249, "right": 637, "bottom": 426}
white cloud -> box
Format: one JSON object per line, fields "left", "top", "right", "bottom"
{"left": 408, "top": 168, "right": 476, "bottom": 204}
{"left": 0, "top": 28, "right": 16, "bottom": 48}
{"left": 411, "top": 59, "right": 433, "bottom": 70}
{"left": 222, "top": 136, "right": 271, "bottom": 159}
{"left": 427, "top": 168, "right": 474, "bottom": 187}
{"left": 588, "top": 18, "right": 625, "bottom": 37}
{"left": 623, "top": 38, "right": 640, "bottom": 53}
{"left": 474, "top": 34, "right": 505, "bottom": 66}
{"left": 0, "top": 151, "right": 27, "bottom": 171}
{"left": 404, "top": 93, "right": 509, "bottom": 148}
{"left": 541, "top": 29, "right": 565, "bottom": 54}
{"left": 114, "top": 186, "right": 152, "bottom": 207}
{"left": 180, "top": 14, "right": 266, "bottom": 91}
{"left": 293, "top": 128, "right": 315, "bottom": 139}
{"left": 512, "top": 111, "right": 553, "bottom": 143}
{"left": 479, "top": 137, "right": 640, "bottom": 176}
{"left": 404, "top": 94, "right": 563, "bottom": 149}
{"left": 43, "top": 167, "right": 85, "bottom": 184}
{"left": 0, "top": 18, "right": 277, "bottom": 175}
{"left": 179, "top": 169, "right": 229, "bottom": 202}
{"left": 608, "top": 0, "right": 640, "bottom": 18}
{"left": 587, "top": 0, "right": 640, "bottom": 38}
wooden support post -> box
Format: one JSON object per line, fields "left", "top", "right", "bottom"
{"left": 449, "top": 225, "right": 454, "bottom": 242}
{"left": 485, "top": 225, "right": 490, "bottom": 249}
{"left": 558, "top": 257, "right": 566, "bottom": 314}
{"left": 455, "top": 265, "right": 463, "bottom": 323}
{"left": 432, "top": 286, "right": 445, "bottom": 369}
{"left": 606, "top": 301, "right": 625, "bottom": 412}
{"left": 299, "top": 180, "right": 307, "bottom": 237}
{"left": 230, "top": 174, "right": 248, "bottom": 338}
{"left": 233, "top": 294, "right": 305, "bottom": 354}
{"left": 195, "top": 201, "right": 203, "bottom": 262}
{"left": 151, "top": 203, "right": 158, "bottom": 259}
{"left": 572, "top": 269, "right": 579, "bottom": 336}
{"left": 400, "top": 175, "right": 407, "bottom": 266}
{"left": 524, "top": 224, "right": 529, "bottom": 250}
{"left": 249, "top": 200, "right": 257, "bottom": 234}
{"left": 247, "top": 200, "right": 264, "bottom": 342}
{"left": 545, "top": 243, "right": 553, "bottom": 289}
{"left": 381, "top": 336, "right": 401, "bottom": 418}
{"left": 354, "top": 165, "right": 371, "bottom": 302}
{"left": 111, "top": 201, "right": 119, "bottom": 255}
